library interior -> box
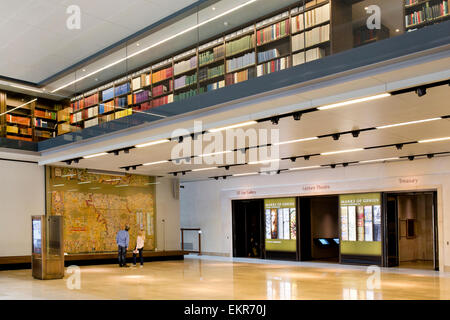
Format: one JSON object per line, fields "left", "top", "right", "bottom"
{"left": 0, "top": 0, "right": 450, "bottom": 300}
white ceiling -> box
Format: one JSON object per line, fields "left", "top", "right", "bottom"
{"left": 0, "top": 0, "right": 199, "bottom": 83}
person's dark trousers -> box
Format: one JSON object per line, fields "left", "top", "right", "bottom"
{"left": 118, "top": 246, "right": 127, "bottom": 267}
{"left": 133, "top": 248, "right": 144, "bottom": 266}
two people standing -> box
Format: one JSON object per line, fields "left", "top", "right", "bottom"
{"left": 116, "top": 226, "right": 145, "bottom": 268}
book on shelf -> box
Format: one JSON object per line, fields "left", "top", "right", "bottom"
{"left": 405, "top": 0, "right": 419, "bottom": 6}
{"left": 84, "top": 93, "right": 99, "bottom": 107}
{"left": 115, "top": 108, "right": 133, "bottom": 120}
{"left": 226, "top": 34, "right": 255, "bottom": 56}
{"left": 71, "top": 99, "right": 84, "bottom": 112}
{"left": 6, "top": 114, "right": 30, "bottom": 126}
{"left": 70, "top": 112, "right": 83, "bottom": 124}
{"left": 152, "top": 94, "right": 174, "bottom": 108}
{"left": 99, "top": 101, "right": 115, "bottom": 114}
{"left": 84, "top": 118, "right": 99, "bottom": 129}
{"left": 6, "top": 126, "right": 32, "bottom": 136}
{"left": 57, "top": 123, "right": 76, "bottom": 135}
{"left": 291, "top": 2, "right": 330, "bottom": 34}
{"left": 258, "top": 48, "right": 281, "bottom": 63}
{"left": 292, "top": 47, "right": 325, "bottom": 66}
{"left": 202, "top": 80, "right": 225, "bottom": 92}
{"left": 199, "top": 45, "right": 225, "bottom": 66}
{"left": 35, "top": 130, "right": 53, "bottom": 139}
{"left": 225, "top": 68, "right": 256, "bottom": 85}
{"left": 35, "top": 109, "right": 56, "bottom": 120}
{"left": 226, "top": 52, "right": 255, "bottom": 73}
{"left": 199, "top": 64, "right": 225, "bottom": 82}
{"left": 292, "top": 24, "right": 330, "bottom": 52}
{"left": 175, "top": 73, "right": 197, "bottom": 90}
{"left": 134, "top": 101, "right": 152, "bottom": 112}
{"left": 115, "top": 96, "right": 128, "bottom": 108}
{"left": 102, "top": 87, "right": 114, "bottom": 101}
{"left": 132, "top": 77, "right": 142, "bottom": 91}
{"left": 82, "top": 106, "right": 98, "bottom": 120}
{"left": 152, "top": 67, "right": 173, "bottom": 84}
{"left": 100, "top": 113, "right": 115, "bottom": 123}
{"left": 405, "top": 0, "right": 449, "bottom": 27}
{"left": 34, "top": 118, "right": 55, "bottom": 129}
{"left": 153, "top": 84, "right": 170, "bottom": 97}
{"left": 128, "top": 90, "right": 150, "bottom": 105}
{"left": 6, "top": 135, "right": 32, "bottom": 142}
{"left": 57, "top": 108, "right": 71, "bottom": 122}
{"left": 174, "top": 56, "right": 198, "bottom": 75}
{"left": 257, "top": 56, "right": 290, "bottom": 77}
{"left": 174, "top": 89, "right": 197, "bottom": 102}
{"left": 257, "top": 19, "right": 290, "bottom": 45}
{"left": 114, "top": 83, "right": 130, "bottom": 97}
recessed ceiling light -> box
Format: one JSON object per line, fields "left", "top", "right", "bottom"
{"left": 212, "top": 7, "right": 216, "bottom": 10}
{"left": 136, "top": 43, "right": 140, "bottom": 46}
{"left": 82, "top": 69, "right": 86, "bottom": 72}
{"left": 224, "top": 21, "right": 229, "bottom": 26}
{"left": 395, "top": 29, "right": 400, "bottom": 32}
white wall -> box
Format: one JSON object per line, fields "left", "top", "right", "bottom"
{"left": 180, "top": 156, "right": 450, "bottom": 271}
{"left": 155, "top": 177, "right": 181, "bottom": 251}
{"left": 0, "top": 160, "right": 45, "bottom": 257}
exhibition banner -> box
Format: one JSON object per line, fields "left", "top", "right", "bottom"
{"left": 264, "top": 198, "right": 296, "bottom": 252}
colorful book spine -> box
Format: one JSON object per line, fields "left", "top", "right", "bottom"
{"left": 102, "top": 87, "right": 114, "bottom": 101}
{"left": 226, "top": 52, "right": 255, "bottom": 73}
{"left": 152, "top": 67, "right": 173, "bottom": 84}
{"left": 257, "top": 56, "right": 290, "bottom": 77}
{"left": 114, "top": 83, "right": 130, "bottom": 97}
{"left": 174, "top": 56, "right": 197, "bottom": 75}
{"left": 84, "top": 93, "right": 99, "bottom": 107}
{"left": 256, "top": 19, "right": 290, "bottom": 45}
{"left": 226, "top": 34, "right": 254, "bottom": 56}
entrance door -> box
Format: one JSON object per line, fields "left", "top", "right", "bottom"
{"left": 232, "top": 199, "right": 264, "bottom": 258}
{"left": 384, "top": 195, "right": 399, "bottom": 267}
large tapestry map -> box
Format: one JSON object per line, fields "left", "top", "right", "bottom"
{"left": 47, "top": 166, "right": 156, "bottom": 254}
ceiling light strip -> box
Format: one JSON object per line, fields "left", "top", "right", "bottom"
{"left": 208, "top": 121, "right": 257, "bottom": 133}
{"left": 135, "top": 139, "right": 170, "bottom": 148}
{"left": 418, "top": 137, "right": 450, "bottom": 143}
{"left": 143, "top": 160, "right": 169, "bottom": 166}
{"left": 51, "top": 0, "right": 259, "bottom": 93}
{"left": 320, "top": 148, "right": 364, "bottom": 156}
{"left": 317, "top": 93, "right": 391, "bottom": 110}
{"left": 376, "top": 117, "right": 442, "bottom": 129}
{"left": 83, "top": 152, "right": 108, "bottom": 159}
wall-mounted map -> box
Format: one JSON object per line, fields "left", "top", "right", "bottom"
{"left": 47, "top": 166, "right": 156, "bottom": 254}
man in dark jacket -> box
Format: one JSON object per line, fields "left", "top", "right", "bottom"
{"left": 116, "top": 225, "right": 130, "bottom": 267}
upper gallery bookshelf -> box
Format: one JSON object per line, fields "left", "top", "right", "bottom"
{"left": 66, "top": 0, "right": 445, "bottom": 133}
{"left": 0, "top": 91, "right": 68, "bottom": 142}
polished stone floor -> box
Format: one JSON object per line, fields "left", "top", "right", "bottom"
{"left": 0, "top": 255, "right": 449, "bottom": 300}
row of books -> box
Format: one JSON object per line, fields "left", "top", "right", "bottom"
{"left": 152, "top": 94, "right": 174, "bottom": 108}
{"left": 102, "top": 87, "right": 114, "bottom": 101}
{"left": 71, "top": 99, "right": 84, "bottom": 112}
{"left": 225, "top": 68, "right": 256, "bottom": 85}
{"left": 84, "top": 118, "right": 99, "bottom": 129}
{"left": 34, "top": 109, "right": 56, "bottom": 120}
{"left": 57, "top": 108, "right": 71, "bottom": 122}
{"left": 291, "top": 3, "right": 330, "bottom": 33}
{"left": 35, "top": 130, "right": 53, "bottom": 139}
{"left": 115, "top": 109, "right": 133, "bottom": 120}
{"left": 257, "top": 57, "right": 290, "bottom": 77}
{"left": 70, "top": 112, "right": 83, "bottom": 124}
{"left": 405, "top": 1, "right": 449, "bottom": 27}
{"left": 6, "top": 135, "right": 32, "bottom": 142}
{"left": 257, "top": 19, "right": 290, "bottom": 46}
{"left": 6, "top": 114, "right": 30, "bottom": 126}
{"left": 203, "top": 80, "right": 225, "bottom": 92}
{"left": 199, "top": 45, "right": 225, "bottom": 66}
{"left": 115, "top": 83, "right": 130, "bottom": 97}
{"left": 174, "top": 56, "right": 197, "bottom": 75}
{"left": 6, "top": 126, "right": 32, "bottom": 135}
{"left": 116, "top": 96, "right": 127, "bottom": 108}
{"left": 133, "top": 101, "right": 152, "bottom": 112}
{"left": 84, "top": 93, "right": 99, "bottom": 107}
{"left": 152, "top": 67, "right": 173, "bottom": 84}
{"left": 153, "top": 83, "right": 172, "bottom": 97}
{"left": 226, "top": 52, "right": 255, "bottom": 73}
{"left": 175, "top": 73, "right": 197, "bottom": 90}
{"left": 199, "top": 64, "right": 225, "bottom": 82}
{"left": 131, "top": 74, "right": 151, "bottom": 91}
{"left": 226, "top": 34, "right": 254, "bottom": 57}
{"left": 128, "top": 90, "right": 150, "bottom": 105}
{"left": 101, "top": 114, "right": 115, "bottom": 123}
{"left": 99, "top": 101, "right": 115, "bottom": 114}
{"left": 292, "top": 48, "right": 325, "bottom": 66}
{"left": 405, "top": 0, "right": 419, "bottom": 6}
{"left": 34, "top": 119, "right": 55, "bottom": 129}
{"left": 258, "top": 48, "right": 281, "bottom": 63}
{"left": 174, "top": 89, "right": 197, "bottom": 102}
{"left": 292, "top": 24, "right": 330, "bottom": 52}
{"left": 57, "top": 123, "right": 74, "bottom": 135}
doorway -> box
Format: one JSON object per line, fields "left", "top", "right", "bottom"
{"left": 299, "top": 196, "right": 340, "bottom": 263}
{"left": 384, "top": 192, "right": 438, "bottom": 270}
{"left": 232, "top": 199, "right": 264, "bottom": 258}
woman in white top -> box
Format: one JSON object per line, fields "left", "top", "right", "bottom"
{"left": 132, "top": 230, "right": 145, "bottom": 267}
